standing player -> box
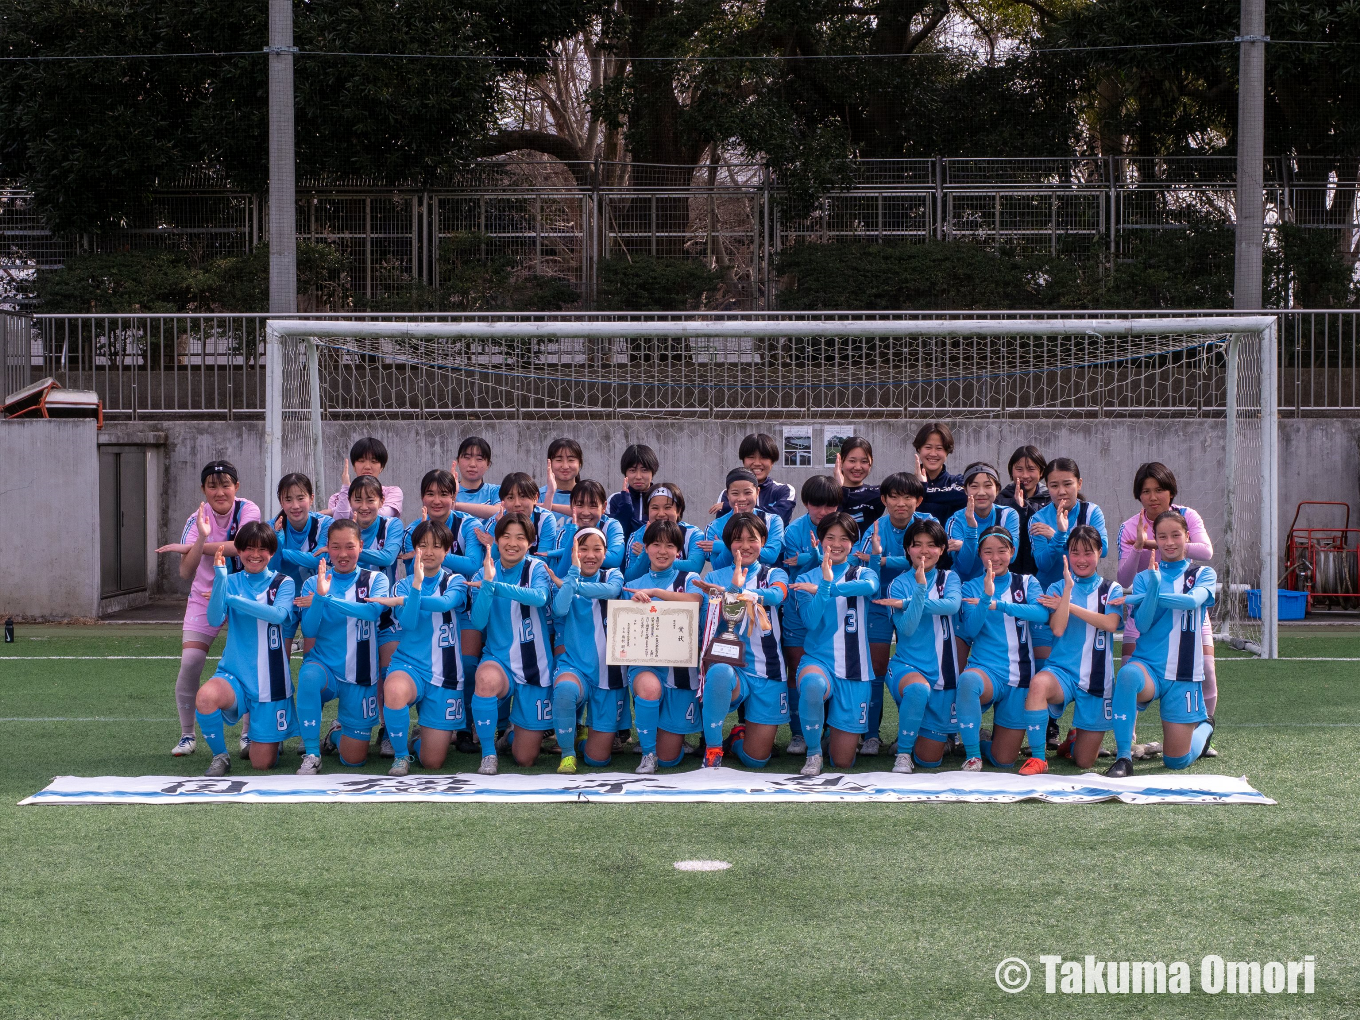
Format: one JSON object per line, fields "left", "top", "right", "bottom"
{"left": 540, "top": 437, "right": 584, "bottom": 515}
{"left": 710, "top": 433, "right": 797, "bottom": 524}
{"left": 193, "top": 523, "right": 296, "bottom": 776}
{"left": 156, "top": 460, "right": 260, "bottom": 757}
{"left": 997, "top": 445, "right": 1050, "bottom": 576}
{"left": 946, "top": 463, "right": 1021, "bottom": 581}
{"left": 779, "top": 475, "right": 843, "bottom": 753}
{"left": 1105, "top": 510, "right": 1217, "bottom": 777}
{"left": 1116, "top": 462, "right": 1217, "bottom": 752}
{"left": 871, "top": 518, "right": 961, "bottom": 774}
{"left": 608, "top": 443, "right": 659, "bottom": 539}
{"left": 1023, "top": 527, "right": 1124, "bottom": 774}
{"left": 348, "top": 475, "right": 404, "bottom": 588}
{"left": 327, "top": 437, "right": 402, "bottom": 519}
{"left": 789, "top": 512, "right": 879, "bottom": 776}
{"left": 688, "top": 512, "right": 790, "bottom": 769}
{"left": 294, "top": 519, "right": 389, "bottom": 774}
{"left": 955, "top": 527, "right": 1050, "bottom": 771}
{"left": 857, "top": 471, "right": 935, "bottom": 755}
{"left": 913, "top": 422, "right": 967, "bottom": 528}
{"left": 376, "top": 520, "right": 468, "bottom": 776}
{"left": 545, "top": 479, "right": 625, "bottom": 575}
{"left": 466, "top": 514, "right": 555, "bottom": 775}
{"left": 622, "top": 520, "right": 705, "bottom": 773}
{"left": 401, "top": 469, "right": 480, "bottom": 578}
{"left": 1028, "top": 457, "right": 1108, "bottom": 592}
{"left": 833, "top": 437, "right": 883, "bottom": 529}
{"left": 452, "top": 436, "right": 501, "bottom": 519}
{"left": 472, "top": 472, "right": 562, "bottom": 567}
{"left": 270, "top": 473, "right": 329, "bottom": 685}
{"left": 549, "top": 528, "right": 626, "bottom": 773}
{"left": 699, "top": 468, "right": 785, "bottom": 570}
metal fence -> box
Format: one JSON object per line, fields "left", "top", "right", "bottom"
{"left": 3, "top": 157, "right": 1355, "bottom": 311}
{"left": 6, "top": 309, "right": 1358, "bottom": 420}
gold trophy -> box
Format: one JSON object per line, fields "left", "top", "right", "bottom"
{"left": 702, "top": 589, "right": 749, "bottom": 669}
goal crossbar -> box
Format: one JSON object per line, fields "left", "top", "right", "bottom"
{"left": 263, "top": 315, "right": 1279, "bottom": 658}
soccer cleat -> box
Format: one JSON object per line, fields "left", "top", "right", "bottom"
{"left": 786, "top": 733, "right": 807, "bottom": 755}
{"left": 1046, "top": 717, "right": 1062, "bottom": 749}
{"left": 379, "top": 731, "right": 395, "bottom": 759}
{"left": 320, "top": 720, "right": 341, "bottom": 755}
{"left": 1056, "top": 729, "right": 1077, "bottom": 760}
{"left": 944, "top": 734, "right": 964, "bottom": 758}
{"left": 1132, "top": 741, "right": 1162, "bottom": 760}
{"left": 1200, "top": 715, "right": 1218, "bottom": 758}
{"left": 799, "top": 753, "right": 823, "bottom": 777}
{"left": 297, "top": 753, "right": 322, "bottom": 776}
{"left": 171, "top": 735, "right": 196, "bottom": 757}
{"left": 860, "top": 736, "right": 882, "bottom": 756}
{"left": 1018, "top": 756, "right": 1048, "bottom": 776}
{"left": 722, "top": 724, "right": 746, "bottom": 754}
{"left": 204, "top": 752, "right": 232, "bottom": 777}
{"left": 635, "top": 752, "right": 658, "bottom": 775}
{"left": 892, "top": 753, "right": 915, "bottom": 775}
{"left": 557, "top": 755, "right": 578, "bottom": 775}
{"left": 702, "top": 747, "right": 724, "bottom": 769}
{"left": 477, "top": 754, "right": 498, "bottom": 776}
{"left": 961, "top": 756, "right": 983, "bottom": 772}
{"left": 1105, "top": 756, "right": 1134, "bottom": 778}
{"left": 238, "top": 734, "right": 251, "bottom": 759}
{"left": 455, "top": 730, "right": 477, "bottom": 755}
{"left": 494, "top": 730, "right": 512, "bottom": 753}
{"left": 388, "top": 755, "right": 413, "bottom": 777}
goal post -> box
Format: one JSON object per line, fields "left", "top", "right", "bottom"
{"left": 264, "top": 314, "right": 1279, "bottom": 658}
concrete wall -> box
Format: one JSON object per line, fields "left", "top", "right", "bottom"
{"left": 0, "top": 419, "right": 100, "bottom": 619}
{"left": 99, "top": 416, "right": 1360, "bottom": 600}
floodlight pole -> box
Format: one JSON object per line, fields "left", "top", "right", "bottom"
{"left": 267, "top": 0, "right": 297, "bottom": 315}
{"left": 1234, "top": 0, "right": 1266, "bottom": 309}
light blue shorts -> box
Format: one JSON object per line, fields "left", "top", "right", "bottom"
{"left": 780, "top": 603, "right": 806, "bottom": 649}
{"left": 1153, "top": 675, "right": 1209, "bottom": 724}
{"left": 216, "top": 668, "right": 299, "bottom": 743}
{"left": 417, "top": 681, "right": 467, "bottom": 732}
{"left": 587, "top": 685, "right": 630, "bottom": 733}
{"left": 509, "top": 680, "right": 554, "bottom": 732}
{"left": 920, "top": 686, "right": 960, "bottom": 742}
{"left": 658, "top": 686, "right": 701, "bottom": 735}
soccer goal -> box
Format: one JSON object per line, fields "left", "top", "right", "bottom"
{"left": 264, "top": 315, "right": 1279, "bottom": 657}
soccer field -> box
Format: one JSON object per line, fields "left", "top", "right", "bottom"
{"left": 2, "top": 624, "right": 1357, "bottom": 1019}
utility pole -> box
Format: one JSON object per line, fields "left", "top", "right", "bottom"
{"left": 1234, "top": 0, "right": 1266, "bottom": 309}
{"left": 267, "top": 0, "right": 297, "bottom": 314}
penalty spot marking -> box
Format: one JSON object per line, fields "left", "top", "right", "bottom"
{"left": 674, "top": 860, "right": 731, "bottom": 872}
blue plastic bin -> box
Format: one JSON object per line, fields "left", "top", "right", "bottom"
{"left": 1247, "top": 589, "right": 1307, "bottom": 620}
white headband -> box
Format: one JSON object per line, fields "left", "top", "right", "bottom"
{"left": 647, "top": 486, "right": 675, "bottom": 503}
{"left": 574, "top": 527, "right": 607, "bottom": 547}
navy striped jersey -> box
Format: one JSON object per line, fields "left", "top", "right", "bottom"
{"left": 1044, "top": 576, "right": 1122, "bottom": 696}
{"left": 393, "top": 568, "right": 469, "bottom": 689}
{"left": 1129, "top": 560, "right": 1217, "bottom": 683}
{"left": 793, "top": 561, "right": 880, "bottom": 683}
{"left": 208, "top": 568, "right": 295, "bottom": 702}
{"left": 469, "top": 556, "right": 555, "bottom": 687}
{"left": 885, "top": 568, "right": 962, "bottom": 690}
{"left": 690, "top": 563, "right": 789, "bottom": 683}
{"left": 299, "top": 567, "right": 389, "bottom": 685}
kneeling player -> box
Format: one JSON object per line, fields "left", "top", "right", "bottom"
{"left": 956, "top": 527, "right": 1050, "bottom": 771}
{"left": 295, "top": 520, "right": 389, "bottom": 774}
{"left": 689, "top": 512, "right": 790, "bottom": 769}
{"left": 1020, "top": 526, "right": 1123, "bottom": 774}
{"left": 1105, "top": 510, "right": 1216, "bottom": 777}
{"left": 623, "top": 520, "right": 704, "bottom": 772}
{"left": 550, "top": 527, "right": 626, "bottom": 773}
{"left": 871, "top": 519, "right": 961, "bottom": 774}
{"left": 466, "top": 513, "right": 555, "bottom": 775}
{"left": 789, "top": 512, "right": 879, "bottom": 776}
{"left": 379, "top": 520, "right": 469, "bottom": 776}
{"left": 194, "top": 522, "right": 297, "bottom": 776}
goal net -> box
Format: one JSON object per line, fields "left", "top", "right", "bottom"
{"left": 265, "top": 315, "right": 1279, "bottom": 657}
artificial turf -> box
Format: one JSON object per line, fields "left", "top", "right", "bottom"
{"left": 1, "top": 623, "right": 1357, "bottom": 1019}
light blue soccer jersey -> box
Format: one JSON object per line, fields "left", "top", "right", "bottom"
{"left": 884, "top": 568, "right": 961, "bottom": 688}
{"left": 688, "top": 563, "right": 789, "bottom": 682}
{"left": 458, "top": 481, "right": 501, "bottom": 507}
{"left": 391, "top": 568, "right": 469, "bottom": 688}
{"left": 623, "top": 521, "right": 705, "bottom": 580}
{"left": 270, "top": 512, "right": 331, "bottom": 589}
{"left": 549, "top": 517, "right": 625, "bottom": 574}
{"left": 1127, "top": 560, "right": 1217, "bottom": 683}
{"left": 357, "top": 516, "right": 404, "bottom": 586}
{"left": 1030, "top": 500, "right": 1109, "bottom": 590}
{"left": 207, "top": 566, "right": 296, "bottom": 701}
{"left": 299, "top": 567, "right": 389, "bottom": 684}
{"left": 945, "top": 504, "right": 1021, "bottom": 581}
{"left": 957, "top": 571, "right": 1049, "bottom": 688}
{"left": 628, "top": 565, "right": 701, "bottom": 689}
{"left": 402, "top": 511, "right": 482, "bottom": 578}
{"left": 781, "top": 513, "right": 823, "bottom": 577}
{"left": 469, "top": 555, "right": 555, "bottom": 686}
{"left": 793, "top": 561, "right": 879, "bottom": 682}
{"left": 476, "top": 506, "right": 562, "bottom": 566}
{"left": 551, "top": 566, "right": 626, "bottom": 688}
{"left": 1044, "top": 576, "right": 1123, "bottom": 696}
{"left": 705, "top": 508, "right": 785, "bottom": 569}
{"left": 855, "top": 511, "right": 938, "bottom": 592}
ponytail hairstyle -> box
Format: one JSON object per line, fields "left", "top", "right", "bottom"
{"left": 646, "top": 481, "right": 687, "bottom": 519}
{"left": 420, "top": 469, "right": 457, "bottom": 497}
{"left": 1044, "top": 456, "right": 1082, "bottom": 481}
{"left": 278, "top": 472, "right": 314, "bottom": 499}
{"left": 1153, "top": 509, "right": 1189, "bottom": 537}
{"left": 327, "top": 518, "right": 363, "bottom": 544}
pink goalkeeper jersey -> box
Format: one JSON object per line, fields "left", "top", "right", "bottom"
{"left": 1115, "top": 504, "right": 1213, "bottom": 588}
{"left": 180, "top": 498, "right": 262, "bottom": 604}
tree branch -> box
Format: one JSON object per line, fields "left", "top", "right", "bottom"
{"left": 475, "top": 131, "right": 590, "bottom": 188}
